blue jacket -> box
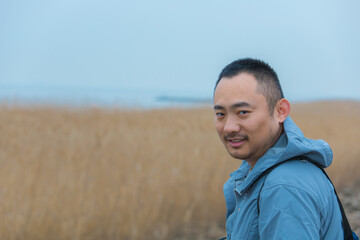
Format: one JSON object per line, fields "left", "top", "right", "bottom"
{"left": 223, "top": 117, "right": 343, "bottom": 240}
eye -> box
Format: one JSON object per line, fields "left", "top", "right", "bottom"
{"left": 216, "top": 112, "right": 225, "bottom": 118}
{"left": 238, "top": 111, "right": 249, "bottom": 116}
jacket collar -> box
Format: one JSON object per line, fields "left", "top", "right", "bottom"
{"left": 230, "top": 116, "right": 333, "bottom": 194}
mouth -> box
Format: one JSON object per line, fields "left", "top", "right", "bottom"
{"left": 226, "top": 137, "right": 247, "bottom": 148}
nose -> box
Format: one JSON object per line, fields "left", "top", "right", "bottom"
{"left": 223, "top": 115, "right": 241, "bottom": 133}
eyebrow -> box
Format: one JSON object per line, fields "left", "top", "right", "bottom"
{"left": 213, "top": 105, "right": 224, "bottom": 110}
{"left": 214, "top": 101, "right": 253, "bottom": 111}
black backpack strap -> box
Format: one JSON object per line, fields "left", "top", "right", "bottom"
{"left": 256, "top": 159, "right": 354, "bottom": 240}
{"left": 254, "top": 160, "right": 288, "bottom": 215}
{"left": 314, "top": 163, "right": 354, "bottom": 240}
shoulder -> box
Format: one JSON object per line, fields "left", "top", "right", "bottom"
{"left": 262, "top": 160, "right": 334, "bottom": 205}
{"left": 257, "top": 160, "right": 344, "bottom": 239}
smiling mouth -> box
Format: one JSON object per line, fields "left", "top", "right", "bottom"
{"left": 226, "top": 137, "right": 247, "bottom": 147}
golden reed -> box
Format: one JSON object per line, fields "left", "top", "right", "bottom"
{"left": 0, "top": 101, "right": 359, "bottom": 239}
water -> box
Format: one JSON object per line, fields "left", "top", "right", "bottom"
{"left": 0, "top": 84, "right": 213, "bottom": 109}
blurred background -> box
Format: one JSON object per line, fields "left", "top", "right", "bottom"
{"left": 1, "top": 0, "right": 360, "bottom": 107}
{"left": 1, "top": 1, "right": 360, "bottom": 240}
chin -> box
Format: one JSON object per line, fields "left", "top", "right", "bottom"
{"left": 228, "top": 151, "right": 247, "bottom": 160}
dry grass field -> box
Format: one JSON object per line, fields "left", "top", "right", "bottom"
{"left": 0, "top": 101, "right": 359, "bottom": 239}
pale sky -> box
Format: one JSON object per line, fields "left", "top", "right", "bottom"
{"left": 1, "top": 0, "right": 359, "bottom": 107}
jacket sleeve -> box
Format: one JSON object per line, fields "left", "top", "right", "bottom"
{"left": 258, "top": 184, "right": 321, "bottom": 240}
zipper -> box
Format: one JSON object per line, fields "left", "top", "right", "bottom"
{"left": 228, "top": 190, "right": 248, "bottom": 240}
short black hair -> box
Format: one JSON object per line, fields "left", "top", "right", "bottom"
{"left": 215, "top": 58, "right": 284, "bottom": 114}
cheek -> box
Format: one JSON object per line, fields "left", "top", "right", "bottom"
{"left": 254, "top": 120, "right": 276, "bottom": 140}
{"left": 245, "top": 119, "right": 269, "bottom": 138}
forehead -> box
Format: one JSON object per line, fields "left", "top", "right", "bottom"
{"left": 214, "top": 73, "right": 264, "bottom": 105}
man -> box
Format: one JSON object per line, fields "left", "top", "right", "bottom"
{"left": 213, "top": 58, "right": 344, "bottom": 239}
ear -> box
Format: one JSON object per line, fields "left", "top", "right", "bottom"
{"left": 275, "top": 98, "right": 290, "bottom": 123}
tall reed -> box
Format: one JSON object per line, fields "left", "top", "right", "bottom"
{"left": 0, "top": 101, "right": 358, "bottom": 239}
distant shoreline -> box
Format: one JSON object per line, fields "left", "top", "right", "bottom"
{"left": 156, "top": 95, "right": 212, "bottom": 103}
{"left": 0, "top": 95, "right": 359, "bottom": 110}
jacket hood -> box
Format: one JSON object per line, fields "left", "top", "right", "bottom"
{"left": 232, "top": 116, "right": 333, "bottom": 194}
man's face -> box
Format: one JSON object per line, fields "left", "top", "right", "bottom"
{"left": 213, "top": 73, "right": 282, "bottom": 166}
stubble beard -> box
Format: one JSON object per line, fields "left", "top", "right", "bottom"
{"left": 226, "top": 124, "right": 283, "bottom": 163}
